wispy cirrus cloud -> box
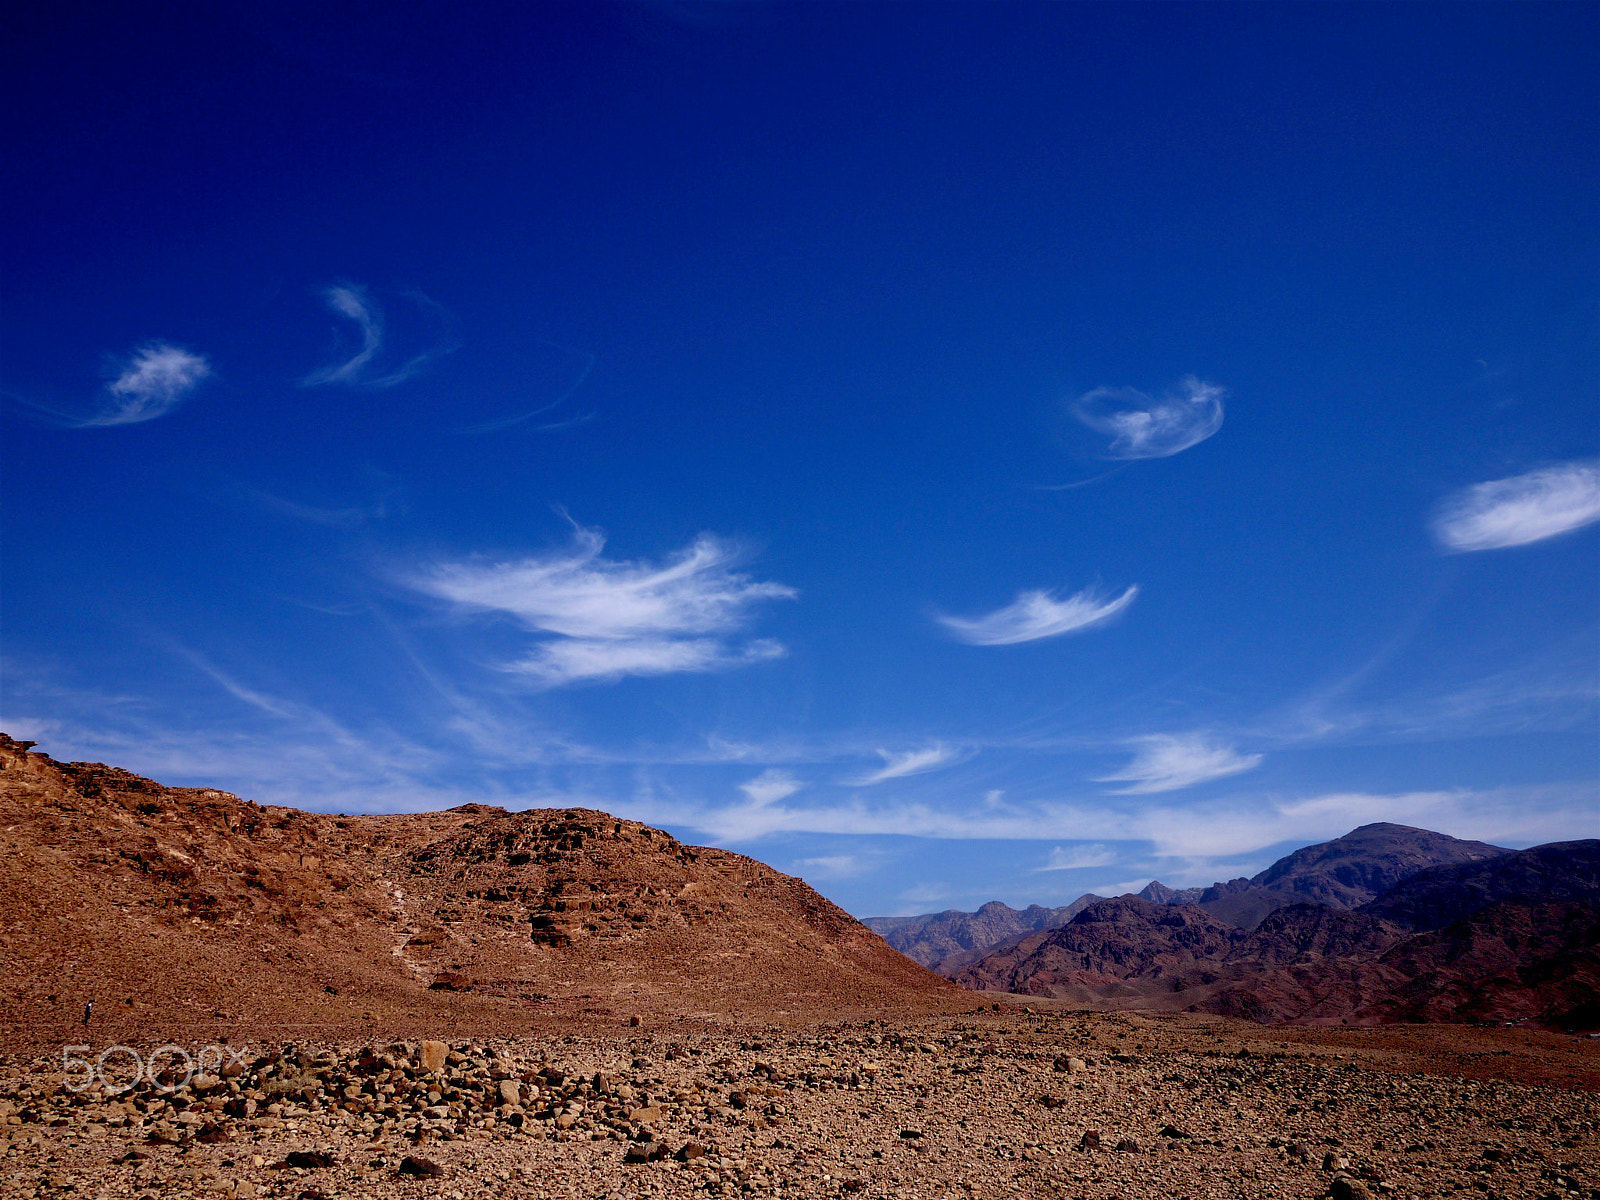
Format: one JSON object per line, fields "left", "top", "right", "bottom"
{"left": 1095, "top": 733, "right": 1262, "bottom": 794}
{"left": 1034, "top": 843, "right": 1116, "bottom": 871}
{"left": 1070, "top": 376, "right": 1225, "bottom": 459}
{"left": 849, "top": 743, "right": 959, "bottom": 785}
{"left": 739, "top": 768, "right": 803, "bottom": 807}
{"left": 405, "top": 523, "right": 796, "bottom": 687}
{"left": 620, "top": 776, "right": 1593, "bottom": 858}
{"left": 81, "top": 342, "right": 212, "bottom": 426}
{"left": 1433, "top": 460, "right": 1600, "bottom": 552}
{"left": 790, "top": 854, "right": 869, "bottom": 881}
{"left": 935, "top": 585, "right": 1137, "bottom": 645}
{"left": 302, "top": 283, "right": 456, "bottom": 388}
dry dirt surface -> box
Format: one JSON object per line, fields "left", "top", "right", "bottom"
{"left": 0, "top": 1007, "right": 1595, "bottom": 1200}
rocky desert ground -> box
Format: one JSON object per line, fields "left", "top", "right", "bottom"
{"left": 1, "top": 736, "right": 1595, "bottom": 1199}
{"left": 1, "top": 1007, "right": 1596, "bottom": 1200}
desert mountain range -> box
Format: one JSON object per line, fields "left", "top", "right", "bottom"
{"left": 867, "top": 821, "right": 1512, "bottom": 967}
{"left": 2, "top": 732, "right": 1595, "bottom": 1049}
{"left": 871, "top": 823, "right": 1598, "bottom": 1030}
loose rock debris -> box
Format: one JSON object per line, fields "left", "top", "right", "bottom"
{"left": 0, "top": 1011, "right": 1595, "bottom": 1199}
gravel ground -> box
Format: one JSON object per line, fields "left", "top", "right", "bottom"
{"left": 1, "top": 1009, "right": 1595, "bottom": 1200}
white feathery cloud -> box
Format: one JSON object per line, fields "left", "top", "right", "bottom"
{"left": 1071, "top": 376, "right": 1225, "bottom": 459}
{"left": 849, "top": 743, "right": 958, "bottom": 785}
{"left": 791, "top": 854, "right": 867, "bottom": 881}
{"left": 1095, "top": 733, "right": 1262, "bottom": 794}
{"left": 1433, "top": 461, "right": 1600, "bottom": 552}
{"left": 739, "top": 769, "right": 803, "bottom": 807}
{"left": 302, "top": 285, "right": 381, "bottom": 385}
{"left": 86, "top": 342, "right": 211, "bottom": 426}
{"left": 406, "top": 524, "right": 796, "bottom": 687}
{"left": 1034, "top": 843, "right": 1116, "bottom": 872}
{"left": 935, "top": 584, "right": 1137, "bottom": 645}
{"left": 302, "top": 283, "right": 454, "bottom": 388}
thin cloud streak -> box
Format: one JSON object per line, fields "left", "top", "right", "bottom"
{"left": 302, "top": 284, "right": 456, "bottom": 388}
{"left": 740, "top": 768, "right": 803, "bottom": 807}
{"left": 1433, "top": 460, "right": 1600, "bottom": 551}
{"left": 1034, "top": 843, "right": 1116, "bottom": 871}
{"left": 302, "top": 285, "right": 381, "bottom": 385}
{"left": 850, "top": 744, "right": 958, "bottom": 785}
{"left": 82, "top": 342, "right": 212, "bottom": 426}
{"left": 1095, "top": 733, "right": 1263, "bottom": 794}
{"left": 630, "top": 781, "right": 1595, "bottom": 858}
{"left": 935, "top": 584, "right": 1137, "bottom": 645}
{"left": 1071, "top": 376, "right": 1225, "bottom": 459}
{"left": 790, "top": 855, "right": 869, "bottom": 881}
{"left": 462, "top": 345, "right": 597, "bottom": 434}
{"left": 405, "top": 523, "right": 796, "bottom": 687}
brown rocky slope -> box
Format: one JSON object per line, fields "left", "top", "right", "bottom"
{"left": 0, "top": 735, "right": 958, "bottom": 1053}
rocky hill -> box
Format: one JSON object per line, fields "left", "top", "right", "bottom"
{"left": 861, "top": 896, "right": 1101, "bottom": 969}
{"left": 0, "top": 735, "right": 958, "bottom": 1051}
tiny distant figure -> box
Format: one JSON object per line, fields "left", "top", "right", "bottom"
{"left": 82, "top": 1002, "right": 93, "bottom": 1026}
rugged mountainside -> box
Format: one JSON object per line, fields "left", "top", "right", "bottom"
{"left": 0, "top": 735, "right": 956, "bottom": 1050}
{"left": 1138, "top": 880, "right": 1204, "bottom": 905}
{"left": 952, "top": 843, "right": 1600, "bottom": 1031}
{"left": 861, "top": 896, "right": 1101, "bottom": 969}
{"left": 1250, "top": 822, "right": 1509, "bottom": 908}
{"left": 1191, "top": 878, "right": 1305, "bottom": 930}
{"left": 951, "top": 897, "right": 1243, "bottom": 992}
{"left": 1186, "top": 823, "right": 1512, "bottom": 930}
{"left": 1359, "top": 840, "right": 1600, "bottom": 930}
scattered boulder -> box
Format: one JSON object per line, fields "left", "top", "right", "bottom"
{"left": 419, "top": 1040, "right": 448, "bottom": 1073}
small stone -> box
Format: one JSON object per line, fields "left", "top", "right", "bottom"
{"left": 419, "top": 1041, "right": 448, "bottom": 1073}
{"left": 1330, "top": 1178, "right": 1374, "bottom": 1200}
{"left": 1080, "top": 1130, "right": 1101, "bottom": 1151}
{"left": 628, "top": 1107, "right": 664, "bottom": 1124}
{"left": 1323, "top": 1153, "right": 1350, "bottom": 1172}
{"left": 497, "top": 1080, "right": 521, "bottom": 1107}
{"left": 285, "top": 1151, "right": 337, "bottom": 1169}
{"left": 1116, "top": 1138, "right": 1141, "bottom": 1153}
{"left": 624, "top": 1140, "right": 663, "bottom": 1163}
{"left": 675, "top": 1142, "right": 706, "bottom": 1162}
{"left": 398, "top": 1155, "right": 446, "bottom": 1178}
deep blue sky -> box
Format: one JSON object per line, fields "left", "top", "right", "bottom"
{"left": 4, "top": 1, "right": 1596, "bottom": 916}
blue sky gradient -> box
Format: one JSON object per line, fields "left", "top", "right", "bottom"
{"left": 4, "top": 1, "right": 1596, "bottom": 916}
